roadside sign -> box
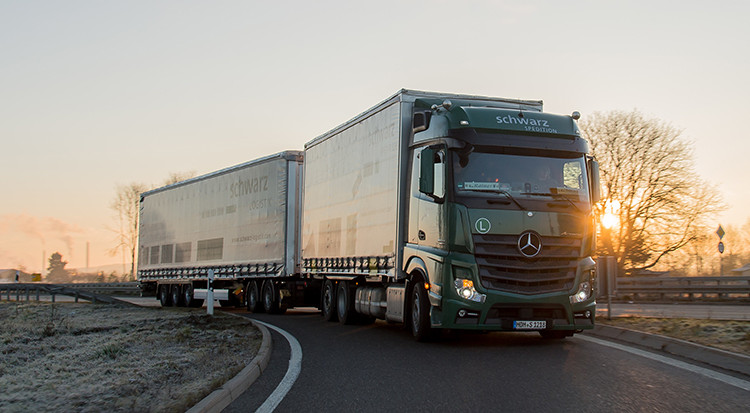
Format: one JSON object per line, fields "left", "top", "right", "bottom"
{"left": 718, "top": 242, "right": 725, "bottom": 254}
{"left": 716, "top": 225, "right": 725, "bottom": 240}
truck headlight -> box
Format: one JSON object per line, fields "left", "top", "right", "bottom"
{"left": 453, "top": 267, "right": 486, "bottom": 303}
{"left": 569, "top": 276, "right": 593, "bottom": 304}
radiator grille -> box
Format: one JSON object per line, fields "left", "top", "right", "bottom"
{"left": 473, "top": 234, "right": 581, "bottom": 294}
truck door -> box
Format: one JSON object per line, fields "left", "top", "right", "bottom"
{"left": 412, "top": 146, "right": 446, "bottom": 250}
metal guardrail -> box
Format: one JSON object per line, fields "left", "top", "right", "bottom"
{"left": 613, "top": 276, "right": 750, "bottom": 302}
{"left": 0, "top": 283, "right": 138, "bottom": 305}
{"left": 57, "top": 282, "right": 140, "bottom": 294}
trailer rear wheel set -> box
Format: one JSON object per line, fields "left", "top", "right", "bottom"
{"left": 156, "top": 284, "right": 204, "bottom": 308}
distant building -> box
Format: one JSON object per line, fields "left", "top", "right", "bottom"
{"left": 731, "top": 263, "right": 750, "bottom": 276}
{"left": 0, "top": 269, "right": 35, "bottom": 283}
{"left": 0, "top": 269, "right": 13, "bottom": 282}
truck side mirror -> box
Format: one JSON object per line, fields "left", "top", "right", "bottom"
{"left": 589, "top": 159, "right": 601, "bottom": 204}
{"left": 419, "top": 148, "right": 435, "bottom": 195}
{"left": 413, "top": 111, "right": 431, "bottom": 134}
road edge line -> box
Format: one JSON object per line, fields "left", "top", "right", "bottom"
{"left": 253, "top": 320, "right": 303, "bottom": 413}
{"left": 579, "top": 335, "right": 750, "bottom": 392}
{"left": 588, "top": 324, "right": 750, "bottom": 377}
{"left": 187, "top": 318, "right": 273, "bottom": 413}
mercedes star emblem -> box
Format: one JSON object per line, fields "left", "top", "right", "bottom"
{"left": 518, "top": 231, "right": 542, "bottom": 258}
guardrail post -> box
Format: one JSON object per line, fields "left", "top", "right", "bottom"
{"left": 659, "top": 279, "right": 665, "bottom": 301}
{"left": 26, "top": 287, "right": 30, "bottom": 302}
{"left": 36, "top": 288, "right": 40, "bottom": 302}
{"left": 597, "top": 257, "right": 617, "bottom": 320}
{"left": 51, "top": 293, "right": 56, "bottom": 303}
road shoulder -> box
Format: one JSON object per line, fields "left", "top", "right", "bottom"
{"left": 588, "top": 324, "right": 750, "bottom": 378}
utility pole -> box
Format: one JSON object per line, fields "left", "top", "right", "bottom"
{"left": 716, "top": 225, "right": 725, "bottom": 276}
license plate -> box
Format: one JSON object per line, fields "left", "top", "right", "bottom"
{"left": 513, "top": 320, "right": 547, "bottom": 330}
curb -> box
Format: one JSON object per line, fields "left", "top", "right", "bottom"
{"left": 588, "top": 324, "right": 750, "bottom": 378}
{"left": 187, "top": 319, "right": 272, "bottom": 413}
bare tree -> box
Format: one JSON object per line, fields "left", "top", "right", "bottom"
{"left": 580, "top": 110, "right": 724, "bottom": 272}
{"left": 109, "top": 172, "right": 196, "bottom": 279}
{"left": 163, "top": 171, "right": 196, "bottom": 186}
{"left": 110, "top": 182, "right": 149, "bottom": 279}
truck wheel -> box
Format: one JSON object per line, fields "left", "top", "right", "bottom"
{"left": 410, "top": 280, "right": 435, "bottom": 341}
{"left": 336, "top": 281, "right": 357, "bottom": 325}
{"left": 171, "top": 284, "right": 183, "bottom": 307}
{"left": 322, "top": 279, "right": 338, "bottom": 322}
{"left": 262, "top": 280, "right": 280, "bottom": 314}
{"left": 158, "top": 285, "right": 172, "bottom": 307}
{"left": 183, "top": 284, "right": 203, "bottom": 308}
{"left": 246, "top": 281, "right": 263, "bottom": 313}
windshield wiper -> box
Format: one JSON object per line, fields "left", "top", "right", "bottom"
{"left": 521, "top": 192, "right": 582, "bottom": 213}
{"left": 467, "top": 188, "right": 528, "bottom": 211}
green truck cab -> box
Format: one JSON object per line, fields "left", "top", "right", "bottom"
{"left": 405, "top": 98, "right": 600, "bottom": 339}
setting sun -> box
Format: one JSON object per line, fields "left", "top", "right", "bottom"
{"left": 601, "top": 200, "right": 620, "bottom": 229}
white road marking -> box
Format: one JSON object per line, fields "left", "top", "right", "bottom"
{"left": 253, "top": 320, "right": 303, "bottom": 413}
{"left": 578, "top": 335, "right": 750, "bottom": 392}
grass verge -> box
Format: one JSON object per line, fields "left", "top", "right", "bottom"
{"left": 598, "top": 317, "right": 750, "bottom": 356}
{"left": 0, "top": 302, "right": 261, "bottom": 412}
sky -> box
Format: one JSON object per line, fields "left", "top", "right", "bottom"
{"left": 1, "top": 0, "right": 749, "bottom": 273}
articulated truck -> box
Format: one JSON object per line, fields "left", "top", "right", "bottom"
{"left": 138, "top": 89, "right": 601, "bottom": 340}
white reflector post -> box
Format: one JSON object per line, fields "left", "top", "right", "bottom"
{"left": 207, "top": 269, "right": 215, "bottom": 316}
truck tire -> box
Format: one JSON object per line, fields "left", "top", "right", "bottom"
{"left": 246, "top": 281, "right": 263, "bottom": 313}
{"left": 410, "top": 280, "right": 435, "bottom": 342}
{"left": 183, "top": 284, "right": 203, "bottom": 308}
{"left": 171, "top": 284, "right": 183, "bottom": 307}
{"left": 158, "top": 285, "right": 172, "bottom": 307}
{"left": 322, "top": 279, "right": 338, "bottom": 322}
{"left": 262, "top": 280, "right": 280, "bottom": 314}
{"left": 336, "top": 281, "right": 357, "bottom": 325}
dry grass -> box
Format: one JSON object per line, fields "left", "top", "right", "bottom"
{"left": 0, "top": 302, "right": 261, "bottom": 413}
{"left": 599, "top": 317, "right": 750, "bottom": 356}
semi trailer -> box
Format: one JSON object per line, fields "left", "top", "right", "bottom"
{"left": 138, "top": 89, "right": 601, "bottom": 340}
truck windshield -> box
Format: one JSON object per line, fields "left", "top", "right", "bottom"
{"left": 452, "top": 151, "right": 591, "bottom": 206}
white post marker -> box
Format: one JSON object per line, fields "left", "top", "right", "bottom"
{"left": 207, "top": 269, "right": 214, "bottom": 316}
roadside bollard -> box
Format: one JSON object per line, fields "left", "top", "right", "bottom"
{"left": 207, "top": 269, "right": 214, "bottom": 316}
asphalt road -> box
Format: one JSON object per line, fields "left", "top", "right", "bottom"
{"left": 225, "top": 308, "right": 750, "bottom": 412}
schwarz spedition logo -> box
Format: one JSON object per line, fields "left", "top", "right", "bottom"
{"left": 496, "top": 115, "right": 551, "bottom": 127}
{"left": 496, "top": 115, "right": 560, "bottom": 134}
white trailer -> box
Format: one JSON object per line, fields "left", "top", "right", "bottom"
{"left": 138, "top": 151, "right": 303, "bottom": 309}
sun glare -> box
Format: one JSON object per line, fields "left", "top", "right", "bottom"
{"left": 601, "top": 200, "right": 620, "bottom": 229}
